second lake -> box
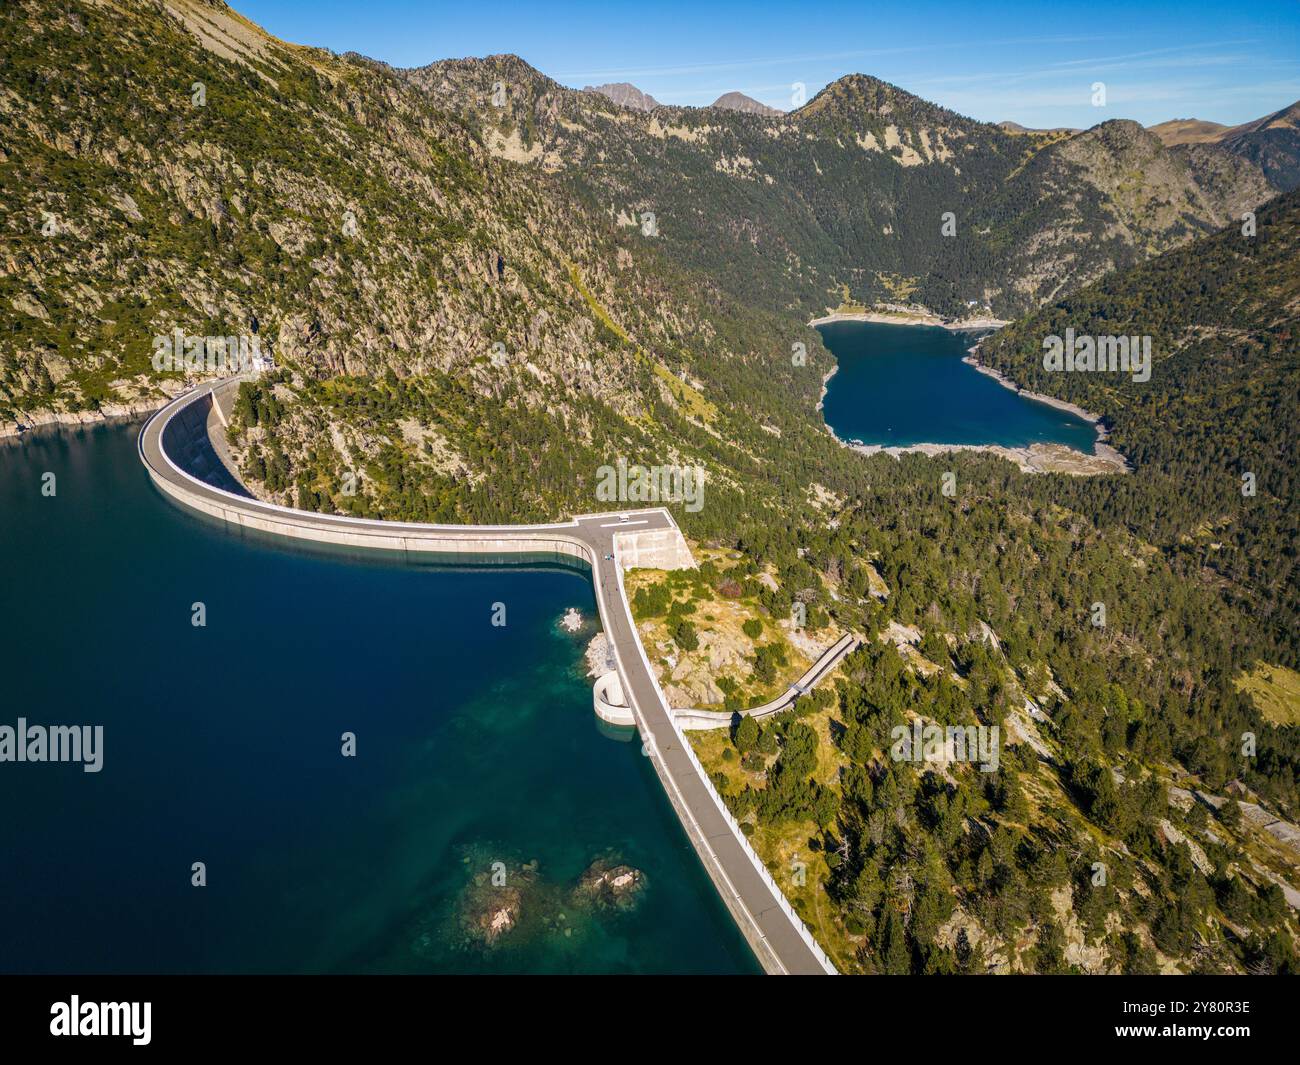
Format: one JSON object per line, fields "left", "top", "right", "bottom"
{"left": 818, "top": 321, "right": 1099, "bottom": 452}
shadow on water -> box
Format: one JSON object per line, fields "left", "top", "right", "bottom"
{"left": 596, "top": 719, "right": 638, "bottom": 744}
{"left": 146, "top": 401, "right": 594, "bottom": 580}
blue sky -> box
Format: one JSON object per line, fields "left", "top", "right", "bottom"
{"left": 238, "top": 0, "right": 1300, "bottom": 127}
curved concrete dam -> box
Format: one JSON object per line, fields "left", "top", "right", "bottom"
{"left": 139, "top": 375, "right": 837, "bottom": 975}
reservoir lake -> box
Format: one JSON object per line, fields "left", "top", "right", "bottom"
{"left": 0, "top": 420, "right": 758, "bottom": 974}
{"left": 817, "top": 321, "right": 1099, "bottom": 452}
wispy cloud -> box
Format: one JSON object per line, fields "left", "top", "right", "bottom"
{"left": 553, "top": 35, "right": 1115, "bottom": 83}
{"left": 913, "top": 41, "right": 1272, "bottom": 92}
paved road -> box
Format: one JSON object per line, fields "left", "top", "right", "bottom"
{"left": 591, "top": 556, "right": 833, "bottom": 974}
{"left": 678, "top": 631, "right": 861, "bottom": 726}
{"left": 139, "top": 376, "right": 834, "bottom": 975}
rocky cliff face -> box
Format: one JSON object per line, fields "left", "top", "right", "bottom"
{"left": 2, "top": 0, "right": 786, "bottom": 533}
{"left": 966, "top": 119, "right": 1276, "bottom": 304}
{"left": 1, "top": 2, "right": 670, "bottom": 425}
{"left": 0, "top": 0, "right": 766, "bottom": 500}
{"left": 1218, "top": 101, "right": 1300, "bottom": 192}
{"left": 1150, "top": 103, "right": 1300, "bottom": 193}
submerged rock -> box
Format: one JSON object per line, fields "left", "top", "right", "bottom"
{"left": 573, "top": 859, "right": 645, "bottom": 910}
{"left": 475, "top": 889, "right": 522, "bottom": 943}
{"left": 406, "top": 846, "right": 643, "bottom": 960}
{"left": 456, "top": 852, "right": 541, "bottom": 948}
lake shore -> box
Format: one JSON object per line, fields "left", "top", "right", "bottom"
{"left": 0, "top": 397, "right": 168, "bottom": 440}
{"left": 809, "top": 310, "right": 1009, "bottom": 331}
{"left": 960, "top": 350, "right": 1129, "bottom": 473}
{"left": 836, "top": 436, "right": 1128, "bottom": 475}
{"left": 816, "top": 363, "right": 838, "bottom": 412}
{"left": 815, "top": 323, "right": 1129, "bottom": 476}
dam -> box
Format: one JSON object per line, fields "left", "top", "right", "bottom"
{"left": 139, "top": 375, "right": 836, "bottom": 975}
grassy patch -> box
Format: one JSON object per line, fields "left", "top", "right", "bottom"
{"left": 874, "top": 272, "right": 920, "bottom": 302}
{"left": 830, "top": 282, "right": 866, "bottom": 314}
{"left": 1235, "top": 663, "right": 1300, "bottom": 726}
{"left": 651, "top": 363, "right": 717, "bottom": 423}
{"left": 569, "top": 262, "right": 716, "bottom": 424}
{"left": 567, "top": 262, "right": 631, "bottom": 343}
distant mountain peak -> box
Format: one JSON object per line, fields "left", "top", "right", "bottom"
{"left": 803, "top": 72, "right": 901, "bottom": 111}
{"left": 1229, "top": 99, "right": 1300, "bottom": 136}
{"left": 1147, "top": 117, "right": 1230, "bottom": 146}
{"left": 999, "top": 120, "right": 1080, "bottom": 135}
{"left": 710, "top": 92, "right": 781, "bottom": 116}
{"left": 583, "top": 82, "right": 659, "bottom": 112}
{"left": 798, "top": 72, "right": 988, "bottom": 130}
{"left": 1218, "top": 99, "right": 1300, "bottom": 191}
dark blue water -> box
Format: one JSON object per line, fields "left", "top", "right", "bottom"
{"left": 819, "top": 321, "right": 1098, "bottom": 451}
{"left": 0, "top": 421, "right": 758, "bottom": 974}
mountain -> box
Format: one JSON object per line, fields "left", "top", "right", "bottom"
{"left": 2, "top": 0, "right": 1283, "bottom": 446}
{"left": 1148, "top": 117, "right": 1230, "bottom": 145}
{"left": 710, "top": 91, "right": 781, "bottom": 116}
{"left": 583, "top": 82, "right": 660, "bottom": 111}
{"left": 1149, "top": 103, "right": 1300, "bottom": 191}
{"left": 967, "top": 119, "right": 1273, "bottom": 304}
{"left": 410, "top": 63, "right": 1276, "bottom": 319}
{"left": 1, "top": 0, "right": 826, "bottom": 533}
{"left": 1218, "top": 101, "right": 1300, "bottom": 192}
{"left": 999, "top": 120, "right": 1079, "bottom": 135}
{"left": 979, "top": 187, "right": 1300, "bottom": 653}
{"left": 4, "top": 0, "right": 1282, "bottom": 445}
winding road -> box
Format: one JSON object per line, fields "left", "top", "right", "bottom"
{"left": 676, "top": 632, "right": 862, "bottom": 729}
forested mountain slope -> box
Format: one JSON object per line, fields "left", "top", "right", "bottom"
{"left": 0, "top": 0, "right": 830, "bottom": 530}
{"left": 0, "top": 0, "right": 685, "bottom": 429}
{"left": 674, "top": 203, "right": 1300, "bottom": 972}
{"left": 410, "top": 60, "right": 1273, "bottom": 317}
{"left": 1, "top": 0, "right": 1279, "bottom": 438}
{"left": 978, "top": 189, "right": 1300, "bottom": 661}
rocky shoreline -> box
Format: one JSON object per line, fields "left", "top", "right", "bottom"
{"left": 584, "top": 632, "right": 612, "bottom": 677}
{"left": 960, "top": 351, "right": 1129, "bottom": 473}
{"left": 809, "top": 310, "right": 1009, "bottom": 331}
{"left": 0, "top": 397, "right": 169, "bottom": 440}
{"left": 838, "top": 437, "right": 1127, "bottom": 476}
{"left": 961, "top": 352, "right": 1099, "bottom": 422}
{"left": 816, "top": 363, "right": 838, "bottom": 412}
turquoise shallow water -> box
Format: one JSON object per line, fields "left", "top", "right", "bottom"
{"left": 818, "top": 321, "right": 1098, "bottom": 451}
{"left": 0, "top": 421, "right": 758, "bottom": 974}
